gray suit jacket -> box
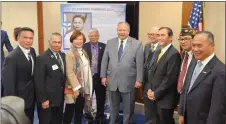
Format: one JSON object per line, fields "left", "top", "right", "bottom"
{"left": 100, "top": 36, "right": 144, "bottom": 93}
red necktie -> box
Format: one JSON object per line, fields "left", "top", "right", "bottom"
{"left": 177, "top": 53, "right": 189, "bottom": 93}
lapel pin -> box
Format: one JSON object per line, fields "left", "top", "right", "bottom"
{"left": 100, "top": 47, "right": 102, "bottom": 49}
{"left": 51, "top": 55, "right": 54, "bottom": 59}
{"left": 203, "top": 71, "right": 207, "bottom": 73}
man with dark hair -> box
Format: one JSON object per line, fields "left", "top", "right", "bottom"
{"left": 2, "top": 27, "right": 37, "bottom": 123}
{"left": 178, "top": 31, "right": 226, "bottom": 124}
{"left": 177, "top": 26, "right": 196, "bottom": 94}
{"left": 13, "top": 27, "right": 22, "bottom": 41}
{"left": 34, "top": 32, "right": 66, "bottom": 124}
{"left": 146, "top": 27, "right": 181, "bottom": 124}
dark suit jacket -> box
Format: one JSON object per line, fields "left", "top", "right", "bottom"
{"left": 143, "top": 43, "right": 160, "bottom": 91}
{"left": 34, "top": 49, "right": 66, "bottom": 107}
{"left": 2, "top": 46, "right": 36, "bottom": 109}
{"left": 147, "top": 44, "right": 181, "bottom": 109}
{"left": 83, "top": 42, "right": 106, "bottom": 75}
{"left": 1, "top": 30, "right": 13, "bottom": 66}
{"left": 179, "top": 56, "right": 226, "bottom": 124}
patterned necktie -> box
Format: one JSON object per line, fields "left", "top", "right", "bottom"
{"left": 188, "top": 61, "right": 203, "bottom": 92}
{"left": 157, "top": 49, "right": 163, "bottom": 63}
{"left": 118, "top": 40, "right": 124, "bottom": 61}
{"left": 92, "top": 46, "right": 98, "bottom": 74}
{"left": 56, "top": 53, "right": 64, "bottom": 73}
{"left": 177, "top": 53, "right": 189, "bottom": 93}
{"left": 28, "top": 52, "right": 33, "bottom": 75}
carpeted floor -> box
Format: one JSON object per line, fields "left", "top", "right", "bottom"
{"left": 33, "top": 103, "right": 179, "bottom": 124}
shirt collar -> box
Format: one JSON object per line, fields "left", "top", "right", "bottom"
{"left": 49, "top": 48, "right": 58, "bottom": 56}
{"left": 185, "top": 50, "right": 193, "bottom": 57}
{"left": 161, "top": 43, "right": 172, "bottom": 54}
{"left": 152, "top": 42, "right": 159, "bottom": 48}
{"left": 198, "top": 53, "right": 215, "bottom": 67}
{"left": 90, "top": 42, "right": 99, "bottom": 48}
{"left": 118, "top": 37, "right": 128, "bottom": 44}
{"left": 19, "top": 45, "right": 30, "bottom": 54}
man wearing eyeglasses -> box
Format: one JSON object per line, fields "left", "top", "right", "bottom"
{"left": 177, "top": 26, "right": 196, "bottom": 124}
{"left": 177, "top": 26, "right": 196, "bottom": 94}
{"left": 143, "top": 26, "right": 160, "bottom": 124}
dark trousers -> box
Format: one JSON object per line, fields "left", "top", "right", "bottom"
{"left": 38, "top": 104, "right": 64, "bottom": 124}
{"left": 144, "top": 98, "right": 175, "bottom": 124}
{"left": 63, "top": 95, "right": 85, "bottom": 124}
{"left": 86, "top": 74, "right": 106, "bottom": 122}
{"left": 25, "top": 106, "right": 35, "bottom": 123}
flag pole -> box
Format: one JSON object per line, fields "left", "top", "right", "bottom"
{"left": 202, "top": 1, "right": 205, "bottom": 30}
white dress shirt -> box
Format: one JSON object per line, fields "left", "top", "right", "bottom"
{"left": 160, "top": 43, "right": 172, "bottom": 55}
{"left": 19, "top": 45, "right": 34, "bottom": 75}
{"left": 118, "top": 37, "right": 128, "bottom": 50}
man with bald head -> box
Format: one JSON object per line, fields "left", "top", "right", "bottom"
{"left": 143, "top": 26, "right": 160, "bottom": 123}
{"left": 101, "top": 22, "right": 144, "bottom": 124}
{"left": 178, "top": 31, "right": 226, "bottom": 124}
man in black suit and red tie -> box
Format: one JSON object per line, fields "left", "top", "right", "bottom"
{"left": 34, "top": 32, "right": 66, "bottom": 124}
{"left": 146, "top": 27, "right": 181, "bottom": 124}
{"left": 2, "top": 27, "right": 37, "bottom": 123}
{"left": 178, "top": 31, "right": 226, "bottom": 124}
{"left": 83, "top": 28, "right": 106, "bottom": 124}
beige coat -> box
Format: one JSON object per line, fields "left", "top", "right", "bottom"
{"left": 64, "top": 48, "right": 93, "bottom": 104}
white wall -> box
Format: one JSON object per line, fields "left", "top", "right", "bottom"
{"left": 1, "top": 2, "right": 39, "bottom": 54}
{"left": 42, "top": 2, "right": 66, "bottom": 50}
{"left": 204, "top": 2, "right": 225, "bottom": 63}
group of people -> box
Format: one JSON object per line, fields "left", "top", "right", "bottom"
{"left": 1, "top": 21, "right": 225, "bottom": 124}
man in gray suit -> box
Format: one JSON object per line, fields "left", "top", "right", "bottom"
{"left": 101, "top": 22, "right": 144, "bottom": 124}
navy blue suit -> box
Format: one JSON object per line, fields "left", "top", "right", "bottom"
{"left": 1, "top": 30, "right": 13, "bottom": 66}
{"left": 1, "top": 30, "right": 13, "bottom": 97}
{"left": 179, "top": 56, "right": 226, "bottom": 124}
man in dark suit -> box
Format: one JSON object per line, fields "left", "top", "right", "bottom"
{"left": 146, "top": 27, "right": 181, "bottom": 124}
{"left": 83, "top": 28, "right": 106, "bottom": 124}
{"left": 177, "top": 26, "right": 196, "bottom": 94}
{"left": 34, "top": 32, "right": 66, "bottom": 124}
{"left": 2, "top": 27, "right": 36, "bottom": 123}
{"left": 143, "top": 26, "right": 161, "bottom": 124}
{"left": 178, "top": 31, "right": 226, "bottom": 124}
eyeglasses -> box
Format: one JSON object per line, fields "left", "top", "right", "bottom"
{"left": 178, "top": 37, "right": 192, "bottom": 41}
{"left": 147, "top": 33, "right": 159, "bottom": 36}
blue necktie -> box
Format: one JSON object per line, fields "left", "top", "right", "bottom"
{"left": 188, "top": 61, "right": 203, "bottom": 92}
{"left": 118, "top": 40, "right": 124, "bottom": 61}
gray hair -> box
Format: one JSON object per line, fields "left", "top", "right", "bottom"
{"left": 49, "top": 32, "right": 62, "bottom": 41}
{"left": 88, "top": 28, "right": 99, "bottom": 35}
{"left": 117, "top": 22, "right": 130, "bottom": 30}
{"left": 196, "top": 31, "right": 214, "bottom": 43}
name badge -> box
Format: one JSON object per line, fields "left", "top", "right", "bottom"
{"left": 52, "top": 64, "right": 59, "bottom": 70}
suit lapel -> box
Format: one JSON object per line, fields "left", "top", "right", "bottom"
{"left": 17, "top": 46, "right": 31, "bottom": 65}
{"left": 120, "top": 37, "right": 132, "bottom": 59}
{"left": 188, "top": 56, "right": 216, "bottom": 93}
{"left": 156, "top": 45, "right": 173, "bottom": 66}
{"left": 47, "top": 49, "right": 62, "bottom": 73}
{"left": 145, "top": 43, "right": 152, "bottom": 63}
{"left": 185, "top": 58, "right": 197, "bottom": 93}
{"left": 86, "top": 42, "right": 92, "bottom": 61}
{"left": 59, "top": 52, "right": 66, "bottom": 74}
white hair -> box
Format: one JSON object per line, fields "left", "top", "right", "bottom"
{"left": 88, "top": 28, "right": 99, "bottom": 35}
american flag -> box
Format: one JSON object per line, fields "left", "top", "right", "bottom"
{"left": 188, "top": 1, "right": 204, "bottom": 32}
